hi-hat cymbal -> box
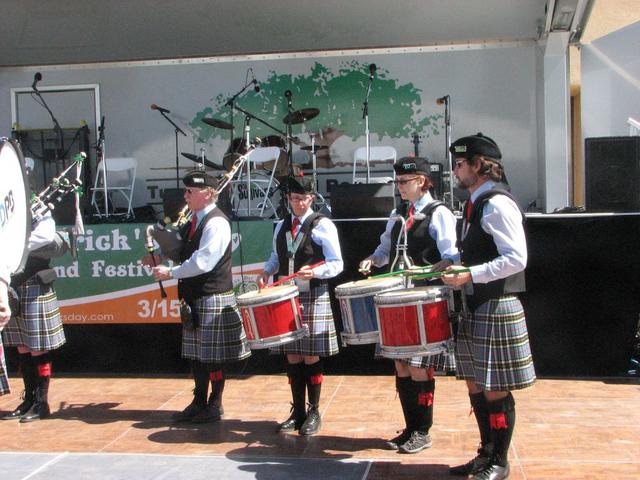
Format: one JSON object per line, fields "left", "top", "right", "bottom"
{"left": 300, "top": 144, "right": 329, "bottom": 152}
{"left": 202, "top": 117, "right": 233, "bottom": 130}
{"left": 282, "top": 108, "right": 320, "bottom": 125}
{"left": 181, "top": 152, "right": 226, "bottom": 170}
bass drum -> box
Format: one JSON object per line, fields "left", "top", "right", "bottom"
{"left": 0, "top": 138, "right": 31, "bottom": 275}
{"left": 230, "top": 171, "right": 281, "bottom": 219}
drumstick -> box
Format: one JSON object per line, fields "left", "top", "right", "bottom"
{"left": 409, "top": 267, "right": 471, "bottom": 281}
{"left": 267, "top": 261, "right": 327, "bottom": 288}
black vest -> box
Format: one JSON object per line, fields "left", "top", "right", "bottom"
{"left": 276, "top": 213, "right": 327, "bottom": 288}
{"left": 459, "top": 189, "right": 526, "bottom": 310}
{"left": 390, "top": 200, "right": 448, "bottom": 268}
{"left": 177, "top": 207, "right": 233, "bottom": 301}
{"left": 10, "top": 256, "right": 50, "bottom": 288}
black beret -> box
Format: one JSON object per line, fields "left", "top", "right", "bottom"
{"left": 393, "top": 156, "right": 430, "bottom": 176}
{"left": 183, "top": 170, "right": 218, "bottom": 189}
{"left": 284, "top": 175, "right": 315, "bottom": 194}
{"left": 449, "top": 132, "right": 502, "bottom": 161}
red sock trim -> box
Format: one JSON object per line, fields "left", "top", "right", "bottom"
{"left": 309, "top": 373, "right": 323, "bottom": 385}
{"left": 418, "top": 392, "right": 433, "bottom": 407}
{"left": 37, "top": 363, "right": 52, "bottom": 377}
{"left": 209, "top": 370, "right": 223, "bottom": 382}
{"left": 489, "top": 412, "right": 508, "bottom": 429}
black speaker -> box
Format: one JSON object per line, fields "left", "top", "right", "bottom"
{"left": 585, "top": 136, "right": 640, "bottom": 212}
{"left": 329, "top": 183, "right": 395, "bottom": 219}
{"left": 161, "top": 188, "right": 185, "bottom": 222}
{"left": 428, "top": 161, "right": 444, "bottom": 198}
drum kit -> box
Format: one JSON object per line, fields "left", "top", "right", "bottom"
{"left": 199, "top": 104, "right": 324, "bottom": 219}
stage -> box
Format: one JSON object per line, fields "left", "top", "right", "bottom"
{"left": 0, "top": 375, "right": 638, "bottom": 479}
{"left": 7, "top": 212, "right": 637, "bottom": 378}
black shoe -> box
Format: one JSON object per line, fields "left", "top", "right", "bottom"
{"left": 1, "top": 399, "right": 34, "bottom": 420}
{"left": 449, "top": 447, "right": 492, "bottom": 476}
{"left": 276, "top": 403, "right": 306, "bottom": 433}
{"left": 19, "top": 401, "right": 50, "bottom": 423}
{"left": 191, "top": 404, "right": 223, "bottom": 424}
{"left": 299, "top": 405, "right": 321, "bottom": 436}
{"left": 398, "top": 430, "right": 432, "bottom": 454}
{"left": 171, "top": 402, "right": 206, "bottom": 422}
{"left": 385, "top": 429, "right": 412, "bottom": 450}
{"left": 471, "top": 462, "right": 510, "bottom": 480}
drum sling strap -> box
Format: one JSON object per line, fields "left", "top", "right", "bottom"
{"left": 285, "top": 213, "right": 321, "bottom": 276}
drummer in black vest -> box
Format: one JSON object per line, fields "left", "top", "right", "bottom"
{"left": 359, "top": 156, "right": 458, "bottom": 454}
{"left": 256, "top": 175, "right": 343, "bottom": 436}
{"left": 2, "top": 211, "right": 65, "bottom": 422}
{"left": 442, "top": 133, "right": 535, "bottom": 480}
{"left": 153, "top": 170, "right": 251, "bottom": 424}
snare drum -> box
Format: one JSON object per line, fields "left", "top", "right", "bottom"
{"left": 374, "top": 286, "right": 453, "bottom": 359}
{"left": 236, "top": 285, "right": 309, "bottom": 349}
{"left": 335, "top": 277, "right": 404, "bottom": 346}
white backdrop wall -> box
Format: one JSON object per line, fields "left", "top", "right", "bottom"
{"left": 582, "top": 21, "right": 640, "bottom": 139}
{"left": 0, "top": 45, "right": 541, "bottom": 210}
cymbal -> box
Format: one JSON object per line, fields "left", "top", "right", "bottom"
{"left": 181, "top": 152, "right": 226, "bottom": 170}
{"left": 300, "top": 145, "right": 329, "bottom": 152}
{"left": 202, "top": 117, "right": 233, "bottom": 130}
{"left": 282, "top": 108, "right": 320, "bottom": 125}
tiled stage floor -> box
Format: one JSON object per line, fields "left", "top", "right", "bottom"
{"left": 0, "top": 375, "right": 638, "bottom": 479}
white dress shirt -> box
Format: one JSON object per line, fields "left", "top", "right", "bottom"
{"left": 263, "top": 208, "right": 343, "bottom": 279}
{"left": 370, "top": 191, "right": 458, "bottom": 267}
{"left": 457, "top": 181, "right": 528, "bottom": 284}
{"left": 170, "top": 203, "right": 231, "bottom": 279}
{"left": 28, "top": 212, "right": 56, "bottom": 252}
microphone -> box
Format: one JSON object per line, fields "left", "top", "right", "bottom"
{"left": 98, "top": 115, "right": 105, "bottom": 133}
{"left": 150, "top": 104, "right": 170, "bottom": 114}
{"left": 284, "top": 90, "right": 292, "bottom": 107}
{"left": 369, "top": 63, "right": 377, "bottom": 79}
{"left": 436, "top": 95, "right": 449, "bottom": 105}
{"left": 32, "top": 72, "right": 42, "bottom": 91}
{"left": 250, "top": 69, "right": 260, "bottom": 93}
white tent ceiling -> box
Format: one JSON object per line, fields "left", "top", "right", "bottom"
{"left": 0, "top": 0, "right": 558, "bottom": 66}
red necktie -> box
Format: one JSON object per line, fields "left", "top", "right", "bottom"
{"left": 188, "top": 217, "right": 197, "bottom": 240}
{"left": 291, "top": 217, "right": 300, "bottom": 236}
{"left": 465, "top": 200, "right": 474, "bottom": 222}
{"left": 405, "top": 203, "right": 415, "bottom": 231}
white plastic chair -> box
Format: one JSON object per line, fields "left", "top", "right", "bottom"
{"left": 231, "top": 147, "right": 281, "bottom": 218}
{"left": 90, "top": 157, "right": 137, "bottom": 218}
{"left": 352, "top": 146, "right": 397, "bottom": 183}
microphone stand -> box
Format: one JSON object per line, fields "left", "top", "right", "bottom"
{"left": 285, "top": 93, "right": 294, "bottom": 176}
{"left": 96, "top": 117, "right": 109, "bottom": 219}
{"left": 440, "top": 96, "right": 454, "bottom": 210}
{"left": 225, "top": 81, "right": 254, "bottom": 157}
{"left": 361, "top": 73, "right": 374, "bottom": 184}
{"left": 154, "top": 109, "right": 187, "bottom": 189}
{"left": 32, "top": 86, "right": 65, "bottom": 177}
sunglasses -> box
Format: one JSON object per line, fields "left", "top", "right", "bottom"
{"left": 393, "top": 176, "right": 420, "bottom": 185}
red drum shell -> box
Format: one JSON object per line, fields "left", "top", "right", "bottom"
{"left": 237, "top": 285, "right": 308, "bottom": 349}
{"left": 374, "top": 286, "right": 453, "bottom": 358}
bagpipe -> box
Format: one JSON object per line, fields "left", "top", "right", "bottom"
{"left": 144, "top": 146, "right": 256, "bottom": 298}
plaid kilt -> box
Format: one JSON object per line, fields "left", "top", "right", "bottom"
{"left": 455, "top": 295, "right": 536, "bottom": 391}
{"left": 0, "top": 339, "right": 9, "bottom": 395}
{"left": 182, "top": 290, "right": 251, "bottom": 364}
{"left": 2, "top": 278, "right": 65, "bottom": 351}
{"left": 271, "top": 282, "right": 339, "bottom": 357}
{"left": 375, "top": 344, "right": 456, "bottom": 371}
